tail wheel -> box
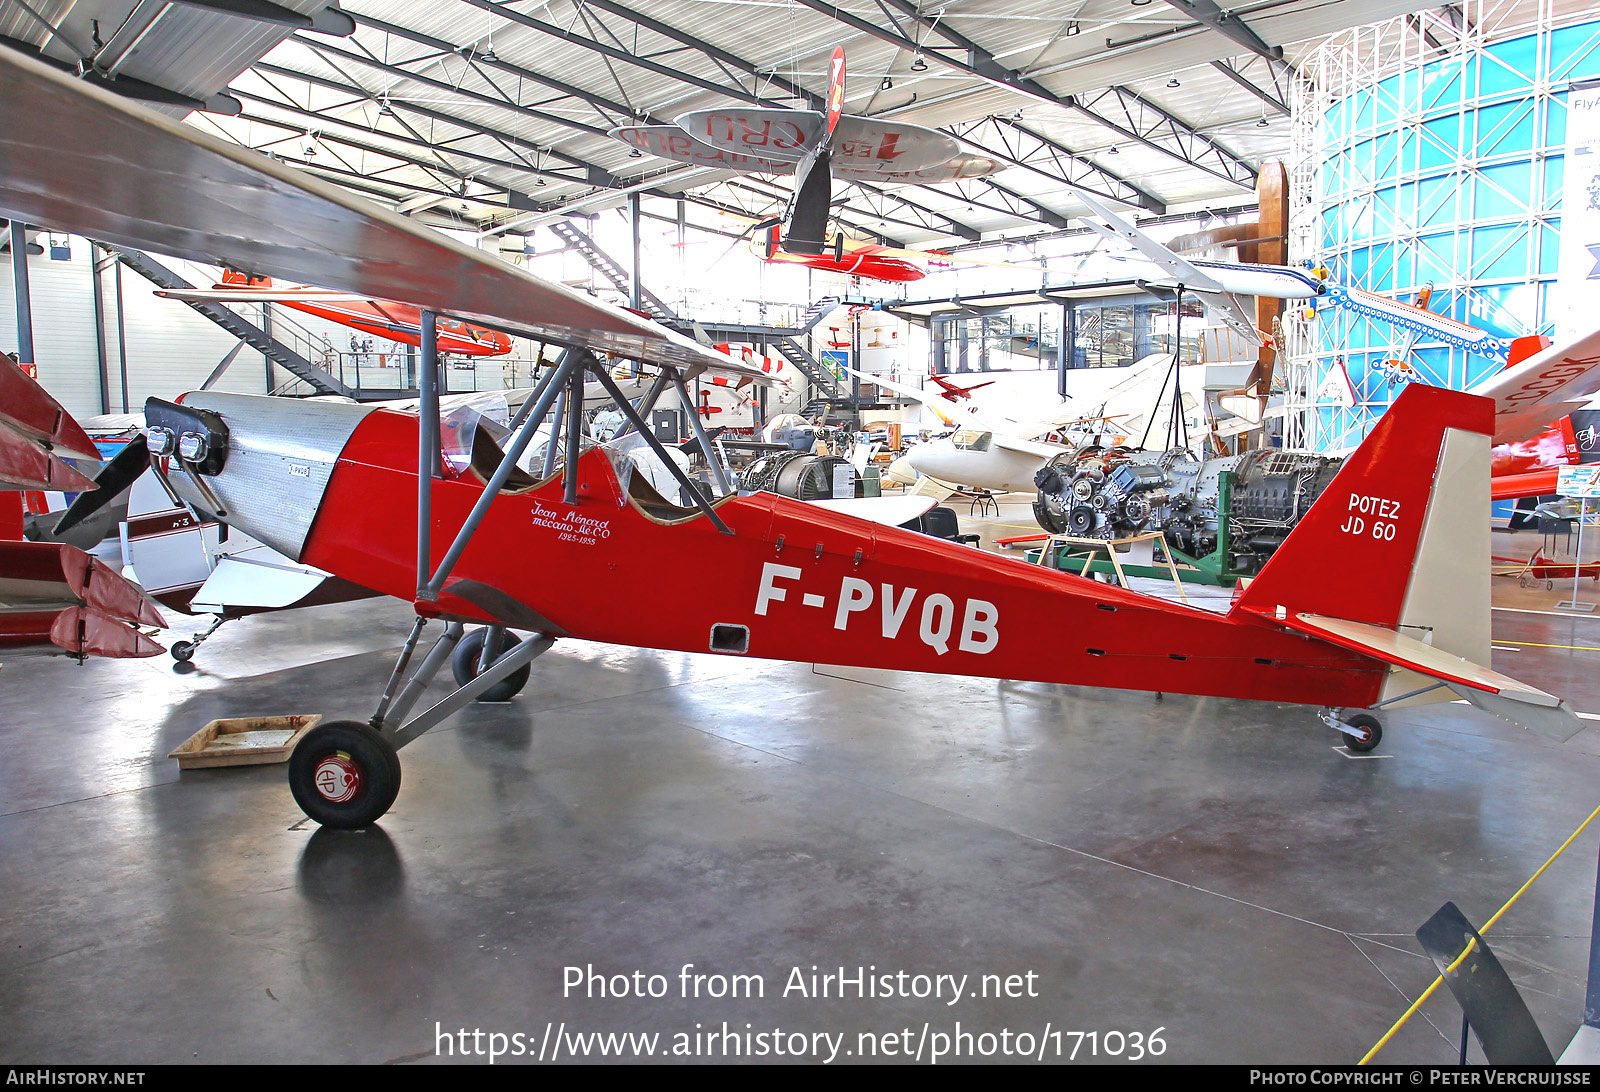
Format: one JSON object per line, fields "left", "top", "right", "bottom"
{"left": 288, "top": 721, "right": 401, "bottom": 829}
{"left": 452, "top": 628, "right": 530, "bottom": 702}
{"left": 1340, "top": 713, "right": 1383, "bottom": 753}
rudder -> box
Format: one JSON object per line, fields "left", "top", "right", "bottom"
{"left": 1233, "top": 383, "right": 1494, "bottom": 679}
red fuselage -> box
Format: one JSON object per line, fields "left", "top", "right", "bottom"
{"left": 216, "top": 276, "right": 514, "bottom": 357}
{"left": 761, "top": 248, "right": 928, "bottom": 283}
{"left": 298, "top": 408, "right": 1388, "bottom": 709}
{"left": 288, "top": 299, "right": 513, "bottom": 358}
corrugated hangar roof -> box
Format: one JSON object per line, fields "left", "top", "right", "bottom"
{"left": 1, "top": 0, "right": 1461, "bottom": 248}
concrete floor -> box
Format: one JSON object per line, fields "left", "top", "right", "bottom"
{"left": 3, "top": 511, "right": 1599, "bottom": 1065}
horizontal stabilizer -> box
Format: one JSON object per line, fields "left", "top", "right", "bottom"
{"left": 1281, "top": 614, "right": 1582, "bottom": 741}
{"left": 0, "top": 352, "right": 101, "bottom": 461}
{"left": 1450, "top": 687, "right": 1584, "bottom": 743}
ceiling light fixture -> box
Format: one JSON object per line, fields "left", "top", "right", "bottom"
{"left": 1167, "top": 76, "right": 1180, "bottom": 88}
{"left": 1108, "top": 145, "right": 1119, "bottom": 154}
{"left": 910, "top": 54, "right": 927, "bottom": 71}
{"left": 1257, "top": 116, "right": 1270, "bottom": 127}
{"left": 881, "top": 76, "right": 894, "bottom": 90}
{"left": 1131, "top": 0, "right": 1151, "bottom": 6}
{"left": 629, "top": 147, "right": 643, "bottom": 157}
{"left": 1065, "top": 21, "right": 1080, "bottom": 36}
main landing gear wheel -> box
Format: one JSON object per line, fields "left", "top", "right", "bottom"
{"left": 452, "top": 628, "right": 530, "bottom": 702}
{"left": 1340, "top": 713, "right": 1383, "bottom": 753}
{"left": 288, "top": 721, "right": 402, "bottom": 829}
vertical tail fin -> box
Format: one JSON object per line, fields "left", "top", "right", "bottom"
{"left": 1233, "top": 385, "right": 1584, "bottom": 740}
{"left": 1234, "top": 383, "right": 1493, "bottom": 670}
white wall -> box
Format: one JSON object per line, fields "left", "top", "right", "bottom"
{"left": 0, "top": 235, "right": 282, "bottom": 417}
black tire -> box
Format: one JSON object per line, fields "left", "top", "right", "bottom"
{"left": 288, "top": 721, "right": 401, "bottom": 829}
{"left": 1341, "top": 713, "right": 1383, "bottom": 753}
{"left": 452, "top": 628, "right": 530, "bottom": 702}
{"left": 170, "top": 640, "right": 195, "bottom": 663}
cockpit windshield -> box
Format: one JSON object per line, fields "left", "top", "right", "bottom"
{"left": 438, "top": 392, "right": 512, "bottom": 475}
{"left": 952, "top": 429, "right": 992, "bottom": 452}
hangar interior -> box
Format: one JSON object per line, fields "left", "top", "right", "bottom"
{"left": 3, "top": 0, "right": 1600, "bottom": 1067}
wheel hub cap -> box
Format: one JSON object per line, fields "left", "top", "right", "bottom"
{"left": 313, "top": 753, "right": 361, "bottom": 803}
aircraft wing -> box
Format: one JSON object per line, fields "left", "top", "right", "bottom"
{"left": 1077, "top": 202, "right": 1262, "bottom": 348}
{"left": 839, "top": 364, "right": 981, "bottom": 430}
{"left": 1468, "top": 326, "right": 1600, "bottom": 444}
{"left": 0, "top": 47, "right": 768, "bottom": 388}
{"left": 608, "top": 125, "right": 797, "bottom": 175}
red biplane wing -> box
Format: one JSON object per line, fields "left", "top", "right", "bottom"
{"left": 0, "top": 354, "right": 99, "bottom": 491}
{"left": 0, "top": 47, "right": 769, "bottom": 389}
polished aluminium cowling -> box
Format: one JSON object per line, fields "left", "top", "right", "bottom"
{"left": 162, "top": 393, "right": 375, "bottom": 561}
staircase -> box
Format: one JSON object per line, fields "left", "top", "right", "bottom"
{"left": 549, "top": 221, "right": 679, "bottom": 326}
{"left": 108, "top": 247, "right": 353, "bottom": 397}
{"left": 771, "top": 338, "right": 847, "bottom": 402}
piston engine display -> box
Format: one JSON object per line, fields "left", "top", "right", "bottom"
{"left": 1032, "top": 447, "right": 1344, "bottom": 575}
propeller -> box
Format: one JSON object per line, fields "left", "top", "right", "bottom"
{"left": 53, "top": 436, "right": 149, "bottom": 535}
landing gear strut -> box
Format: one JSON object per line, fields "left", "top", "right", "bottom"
{"left": 1322, "top": 708, "right": 1383, "bottom": 752}
{"left": 171, "top": 614, "right": 228, "bottom": 662}
{"left": 287, "top": 618, "right": 555, "bottom": 829}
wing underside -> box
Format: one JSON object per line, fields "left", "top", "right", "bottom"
{"left": 0, "top": 47, "right": 768, "bottom": 387}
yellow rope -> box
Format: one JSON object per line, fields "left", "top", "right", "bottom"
{"left": 1358, "top": 800, "right": 1600, "bottom": 1064}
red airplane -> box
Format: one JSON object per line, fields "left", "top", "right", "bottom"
{"left": 752, "top": 222, "right": 944, "bottom": 283}
{"left": 0, "top": 46, "right": 1586, "bottom": 834}
{"left": 156, "top": 271, "right": 516, "bottom": 357}
{"left": 928, "top": 375, "right": 996, "bottom": 402}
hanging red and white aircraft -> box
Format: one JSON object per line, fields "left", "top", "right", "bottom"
{"left": 155, "top": 270, "right": 515, "bottom": 357}
{"left": 1, "top": 44, "right": 1591, "bottom": 834}
{"left": 750, "top": 222, "right": 944, "bottom": 283}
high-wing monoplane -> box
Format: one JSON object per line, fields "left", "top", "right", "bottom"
{"left": 0, "top": 44, "right": 1586, "bottom": 836}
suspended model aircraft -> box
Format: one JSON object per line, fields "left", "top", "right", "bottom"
{"left": 751, "top": 222, "right": 942, "bottom": 283}
{"left": 610, "top": 49, "right": 999, "bottom": 256}
{"left": 156, "top": 271, "right": 515, "bottom": 357}
{"left": 0, "top": 45, "right": 1585, "bottom": 833}
{"left": 927, "top": 375, "right": 996, "bottom": 402}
